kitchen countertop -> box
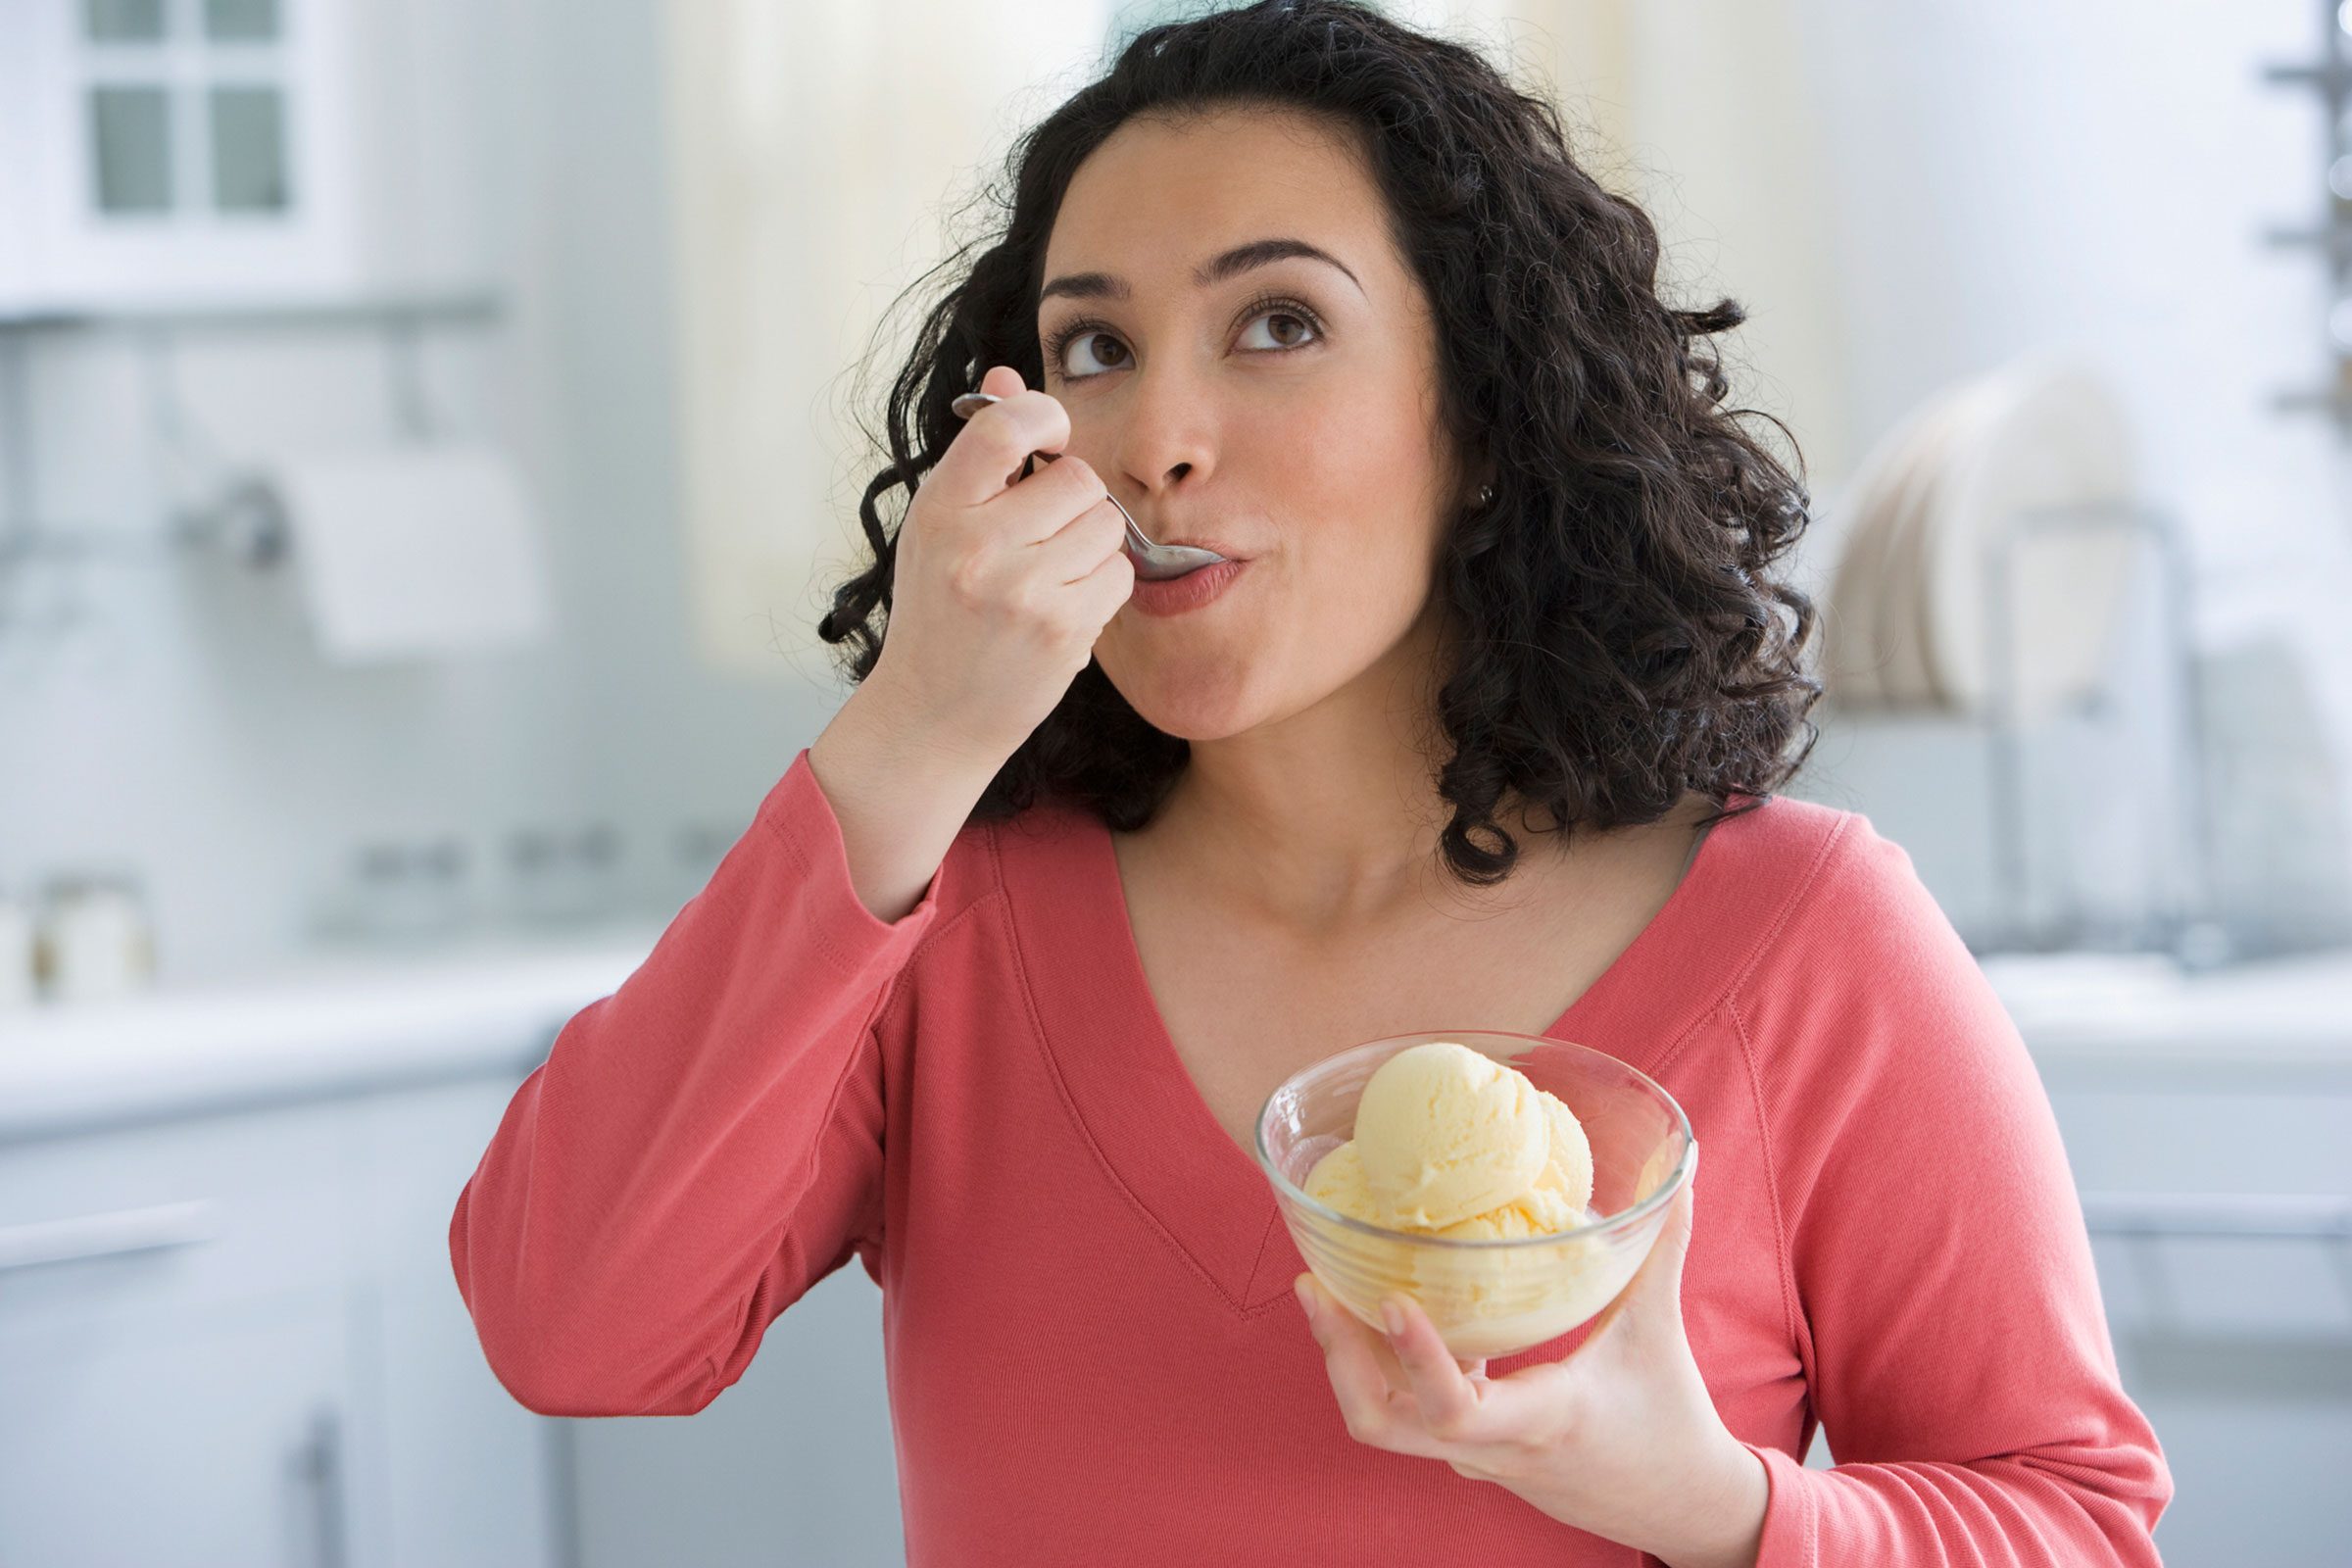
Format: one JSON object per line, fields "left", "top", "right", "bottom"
{"left": 1975, "top": 948, "right": 2352, "bottom": 1084}
{"left": 0, "top": 920, "right": 668, "bottom": 1141}
{"left": 2, "top": 924, "right": 2349, "bottom": 1142}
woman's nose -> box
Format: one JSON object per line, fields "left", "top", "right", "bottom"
{"left": 1108, "top": 376, "right": 1214, "bottom": 497}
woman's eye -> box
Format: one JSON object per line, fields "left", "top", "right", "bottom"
{"left": 1060, "top": 330, "right": 1132, "bottom": 377}
{"left": 1049, "top": 304, "right": 1322, "bottom": 382}
{"left": 1238, "top": 309, "right": 1319, "bottom": 352}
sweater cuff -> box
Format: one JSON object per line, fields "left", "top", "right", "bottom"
{"left": 753, "top": 747, "right": 948, "bottom": 983}
{"left": 1743, "top": 1441, "right": 1818, "bottom": 1568}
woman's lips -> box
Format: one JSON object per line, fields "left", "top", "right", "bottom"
{"left": 1127, "top": 558, "right": 1249, "bottom": 617}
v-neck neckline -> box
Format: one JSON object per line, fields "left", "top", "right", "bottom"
{"left": 997, "top": 791, "right": 1758, "bottom": 1319}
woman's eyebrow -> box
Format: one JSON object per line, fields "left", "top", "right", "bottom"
{"left": 1038, "top": 237, "right": 1364, "bottom": 305}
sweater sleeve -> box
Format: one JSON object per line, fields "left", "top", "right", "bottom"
{"left": 1735, "top": 818, "right": 2174, "bottom": 1565}
{"left": 448, "top": 747, "right": 946, "bottom": 1418}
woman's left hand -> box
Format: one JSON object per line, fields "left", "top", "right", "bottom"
{"left": 1293, "top": 1145, "right": 1769, "bottom": 1568}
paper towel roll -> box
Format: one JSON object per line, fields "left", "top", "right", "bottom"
{"left": 261, "top": 443, "right": 554, "bottom": 664}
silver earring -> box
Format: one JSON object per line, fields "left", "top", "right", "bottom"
{"left": 1477, "top": 484, "right": 1494, "bottom": 506}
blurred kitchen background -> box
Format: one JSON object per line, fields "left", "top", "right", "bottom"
{"left": 4, "top": 0, "right": 2350, "bottom": 1562}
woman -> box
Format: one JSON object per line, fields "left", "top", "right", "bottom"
{"left": 451, "top": 3, "right": 2171, "bottom": 1562}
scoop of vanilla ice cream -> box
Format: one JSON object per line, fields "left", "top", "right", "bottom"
{"left": 1350, "top": 1041, "right": 1549, "bottom": 1229}
{"left": 1304, "top": 1065, "right": 1594, "bottom": 1241}
{"left": 1432, "top": 1181, "right": 1585, "bottom": 1239}
{"left": 1430, "top": 1092, "right": 1594, "bottom": 1237}
{"left": 1303, "top": 1137, "right": 1578, "bottom": 1237}
{"left": 1531, "top": 1088, "right": 1595, "bottom": 1217}
{"left": 1293, "top": 1050, "right": 1619, "bottom": 1356}
{"left": 1303, "top": 1140, "right": 1378, "bottom": 1221}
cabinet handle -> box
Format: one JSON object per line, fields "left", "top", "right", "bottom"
{"left": 2080, "top": 1190, "right": 2352, "bottom": 1240}
{"left": 290, "top": 1404, "right": 349, "bottom": 1568}
{"left": 0, "top": 1199, "right": 219, "bottom": 1272}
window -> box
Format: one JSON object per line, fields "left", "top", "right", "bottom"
{"left": 77, "top": 0, "right": 293, "bottom": 220}
{"left": 90, "top": 84, "right": 173, "bottom": 212}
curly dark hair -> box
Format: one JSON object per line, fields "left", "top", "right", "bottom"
{"left": 817, "top": 0, "right": 1822, "bottom": 887}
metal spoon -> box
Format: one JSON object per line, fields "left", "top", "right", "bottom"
{"left": 949, "top": 390, "right": 1228, "bottom": 581}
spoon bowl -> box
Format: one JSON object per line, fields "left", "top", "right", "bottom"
{"left": 949, "top": 390, "right": 1228, "bottom": 581}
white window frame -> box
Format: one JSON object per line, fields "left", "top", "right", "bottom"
{"left": 9, "top": 0, "right": 362, "bottom": 310}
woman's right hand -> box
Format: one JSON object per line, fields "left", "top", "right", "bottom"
{"left": 862, "top": 363, "right": 1136, "bottom": 770}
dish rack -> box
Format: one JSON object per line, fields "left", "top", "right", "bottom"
{"left": 1969, "top": 496, "right": 2230, "bottom": 967}
{"left": 2262, "top": 0, "right": 2352, "bottom": 432}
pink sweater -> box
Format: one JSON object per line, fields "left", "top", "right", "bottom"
{"left": 450, "top": 749, "right": 2173, "bottom": 1564}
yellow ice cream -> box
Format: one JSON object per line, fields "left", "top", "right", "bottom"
{"left": 1348, "top": 1040, "right": 1548, "bottom": 1228}
{"left": 1439, "top": 1088, "right": 1596, "bottom": 1238}
{"left": 1291, "top": 1041, "right": 1643, "bottom": 1357}
{"left": 1302, "top": 1140, "right": 1379, "bottom": 1220}
{"left": 1303, "top": 1041, "right": 1593, "bottom": 1239}
{"left": 1434, "top": 1095, "right": 1592, "bottom": 1240}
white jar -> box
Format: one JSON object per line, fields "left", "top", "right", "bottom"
{"left": 37, "top": 875, "right": 156, "bottom": 1004}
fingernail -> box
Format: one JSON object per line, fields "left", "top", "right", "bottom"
{"left": 1381, "top": 1298, "right": 1406, "bottom": 1337}
{"left": 1294, "top": 1275, "right": 1316, "bottom": 1316}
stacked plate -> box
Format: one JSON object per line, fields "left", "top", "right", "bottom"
{"left": 1822, "top": 359, "right": 2140, "bottom": 724}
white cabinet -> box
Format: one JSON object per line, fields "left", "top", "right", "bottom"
{"left": 2042, "top": 1071, "right": 2352, "bottom": 1566}
{"left": 0, "top": 1286, "right": 358, "bottom": 1568}
{"left": 0, "top": 1073, "right": 561, "bottom": 1568}
{"left": 565, "top": 1261, "right": 903, "bottom": 1568}
{"left": 0, "top": 0, "right": 505, "bottom": 316}
{"left": 349, "top": 1079, "right": 566, "bottom": 1568}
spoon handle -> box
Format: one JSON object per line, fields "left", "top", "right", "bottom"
{"left": 949, "top": 391, "right": 1154, "bottom": 557}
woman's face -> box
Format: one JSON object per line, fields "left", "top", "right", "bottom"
{"left": 1037, "top": 105, "right": 1474, "bottom": 742}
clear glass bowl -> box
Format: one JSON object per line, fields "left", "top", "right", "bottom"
{"left": 1254, "top": 1028, "right": 1694, "bottom": 1360}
